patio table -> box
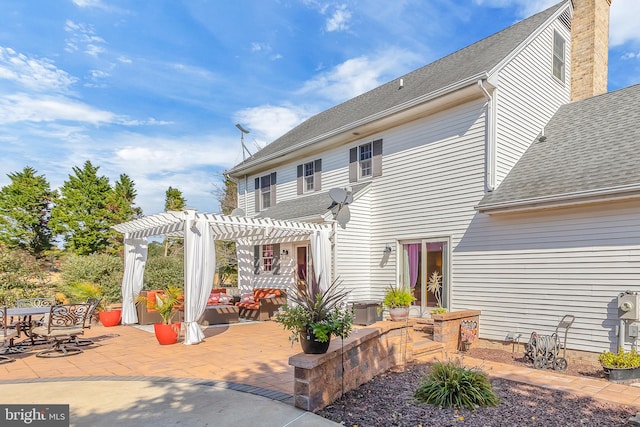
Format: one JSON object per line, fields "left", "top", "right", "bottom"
{"left": 7, "top": 306, "right": 51, "bottom": 347}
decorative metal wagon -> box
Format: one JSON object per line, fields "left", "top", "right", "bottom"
{"left": 524, "top": 315, "right": 575, "bottom": 371}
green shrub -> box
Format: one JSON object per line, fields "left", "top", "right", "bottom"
{"left": 143, "top": 252, "right": 184, "bottom": 290}
{"left": 60, "top": 254, "right": 123, "bottom": 304}
{"left": 599, "top": 348, "right": 640, "bottom": 369}
{"left": 382, "top": 284, "right": 416, "bottom": 308}
{"left": 414, "top": 361, "right": 499, "bottom": 409}
{"left": 0, "top": 245, "right": 54, "bottom": 305}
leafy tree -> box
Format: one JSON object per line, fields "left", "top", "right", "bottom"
{"left": 163, "top": 186, "right": 186, "bottom": 256}
{"left": 50, "top": 161, "right": 113, "bottom": 255}
{"left": 59, "top": 253, "right": 123, "bottom": 304}
{"left": 108, "top": 174, "right": 143, "bottom": 221}
{"left": 0, "top": 244, "right": 53, "bottom": 306}
{"left": 214, "top": 175, "right": 238, "bottom": 285}
{"left": 106, "top": 173, "right": 143, "bottom": 254}
{"left": 0, "top": 167, "right": 56, "bottom": 257}
{"left": 165, "top": 186, "right": 186, "bottom": 212}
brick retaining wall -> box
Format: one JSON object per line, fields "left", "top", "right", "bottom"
{"left": 289, "top": 321, "right": 412, "bottom": 412}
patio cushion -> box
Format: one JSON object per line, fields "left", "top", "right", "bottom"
{"left": 207, "top": 293, "right": 221, "bottom": 305}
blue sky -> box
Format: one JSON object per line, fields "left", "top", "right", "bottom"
{"left": 1, "top": 0, "right": 639, "bottom": 215}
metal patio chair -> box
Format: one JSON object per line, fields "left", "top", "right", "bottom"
{"left": 14, "top": 297, "right": 56, "bottom": 345}
{"left": 0, "top": 306, "right": 18, "bottom": 364}
{"left": 69, "top": 298, "right": 101, "bottom": 347}
{"left": 31, "top": 303, "right": 91, "bottom": 358}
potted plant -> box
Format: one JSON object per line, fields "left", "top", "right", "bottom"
{"left": 67, "top": 282, "right": 121, "bottom": 327}
{"left": 146, "top": 285, "right": 183, "bottom": 345}
{"left": 382, "top": 284, "right": 416, "bottom": 321}
{"left": 427, "top": 271, "right": 447, "bottom": 315}
{"left": 599, "top": 347, "right": 640, "bottom": 383}
{"left": 274, "top": 274, "right": 353, "bottom": 354}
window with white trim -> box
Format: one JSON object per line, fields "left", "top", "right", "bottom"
{"left": 262, "top": 244, "right": 274, "bottom": 272}
{"left": 296, "top": 159, "right": 322, "bottom": 194}
{"left": 349, "top": 139, "right": 382, "bottom": 183}
{"left": 254, "top": 172, "right": 276, "bottom": 212}
{"left": 553, "top": 31, "right": 566, "bottom": 83}
{"left": 304, "top": 162, "right": 315, "bottom": 191}
{"left": 359, "top": 142, "right": 372, "bottom": 178}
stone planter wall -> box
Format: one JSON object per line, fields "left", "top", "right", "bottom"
{"left": 431, "top": 310, "right": 481, "bottom": 353}
{"left": 289, "top": 321, "right": 412, "bottom": 412}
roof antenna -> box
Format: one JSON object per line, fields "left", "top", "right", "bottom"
{"left": 236, "top": 123, "right": 252, "bottom": 160}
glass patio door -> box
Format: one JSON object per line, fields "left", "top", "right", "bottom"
{"left": 400, "top": 238, "right": 449, "bottom": 316}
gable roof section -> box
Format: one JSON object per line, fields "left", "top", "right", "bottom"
{"left": 256, "top": 182, "right": 370, "bottom": 222}
{"left": 478, "top": 84, "right": 640, "bottom": 213}
{"left": 227, "top": 1, "right": 569, "bottom": 175}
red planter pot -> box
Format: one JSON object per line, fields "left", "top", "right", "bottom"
{"left": 99, "top": 309, "right": 122, "bottom": 327}
{"left": 154, "top": 323, "right": 180, "bottom": 345}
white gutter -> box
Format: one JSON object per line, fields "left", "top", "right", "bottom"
{"left": 476, "top": 184, "right": 640, "bottom": 214}
{"left": 228, "top": 72, "right": 489, "bottom": 176}
{"left": 477, "top": 80, "right": 496, "bottom": 192}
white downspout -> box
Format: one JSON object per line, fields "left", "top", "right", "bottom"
{"left": 477, "top": 80, "right": 496, "bottom": 192}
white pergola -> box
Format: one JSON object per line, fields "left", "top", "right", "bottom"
{"left": 113, "top": 210, "right": 332, "bottom": 345}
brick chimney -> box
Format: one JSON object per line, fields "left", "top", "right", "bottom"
{"left": 570, "top": 0, "right": 611, "bottom": 101}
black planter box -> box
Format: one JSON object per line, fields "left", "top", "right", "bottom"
{"left": 605, "top": 366, "right": 640, "bottom": 383}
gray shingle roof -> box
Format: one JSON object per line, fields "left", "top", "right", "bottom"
{"left": 478, "top": 84, "right": 640, "bottom": 210}
{"left": 256, "top": 183, "right": 370, "bottom": 221}
{"left": 228, "top": 1, "right": 568, "bottom": 174}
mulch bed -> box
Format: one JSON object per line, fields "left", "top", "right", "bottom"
{"left": 317, "top": 348, "right": 637, "bottom": 427}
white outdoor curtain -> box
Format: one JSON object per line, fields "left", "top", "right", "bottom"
{"left": 183, "top": 217, "right": 216, "bottom": 345}
{"left": 311, "top": 229, "right": 331, "bottom": 291}
{"left": 121, "top": 237, "right": 148, "bottom": 325}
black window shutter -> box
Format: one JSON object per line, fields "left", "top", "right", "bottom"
{"left": 373, "top": 139, "right": 383, "bottom": 177}
{"left": 272, "top": 243, "right": 281, "bottom": 275}
{"left": 349, "top": 147, "right": 358, "bottom": 182}
{"left": 297, "top": 164, "right": 303, "bottom": 195}
{"left": 270, "top": 172, "right": 277, "bottom": 207}
{"left": 314, "top": 159, "right": 322, "bottom": 191}
{"left": 253, "top": 245, "right": 260, "bottom": 275}
{"left": 254, "top": 178, "right": 260, "bottom": 212}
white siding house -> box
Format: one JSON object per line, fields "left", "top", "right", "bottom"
{"left": 226, "top": 1, "right": 638, "bottom": 354}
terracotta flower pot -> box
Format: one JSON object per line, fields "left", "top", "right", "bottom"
{"left": 99, "top": 309, "right": 122, "bottom": 327}
{"left": 154, "top": 323, "right": 180, "bottom": 345}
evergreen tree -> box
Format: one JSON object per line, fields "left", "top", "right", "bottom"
{"left": 215, "top": 175, "right": 238, "bottom": 285}
{"left": 163, "top": 186, "right": 186, "bottom": 256}
{"left": 164, "top": 186, "right": 186, "bottom": 212}
{"left": 50, "top": 161, "right": 113, "bottom": 255}
{"left": 0, "top": 167, "right": 56, "bottom": 257}
{"left": 108, "top": 174, "right": 143, "bottom": 221}
{"left": 105, "top": 173, "right": 143, "bottom": 254}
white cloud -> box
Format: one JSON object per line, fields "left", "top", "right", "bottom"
{"left": 118, "top": 56, "right": 132, "bottom": 64}
{"left": 473, "top": 0, "right": 640, "bottom": 47}
{"left": 621, "top": 51, "right": 640, "bottom": 60}
{"left": 64, "top": 20, "right": 106, "bottom": 58}
{"left": 0, "top": 47, "right": 77, "bottom": 93}
{"left": 472, "top": 0, "right": 558, "bottom": 17}
{"left": 326, "top": 4, "right": 352, "bottom": 32}
{"left": 0, "top": 93, "right": 116, "bottom": 125}
{"left": 72, "top": 0, "right": 105, "bottom": 8}
{"left": 610, "top": 0, "right": 640, "bottom": 46}
{"left": 234, "top": 104, "right": 316, "bottom": 146}
{"left": 297, "top": 48, "right": 423, "bottom": 102}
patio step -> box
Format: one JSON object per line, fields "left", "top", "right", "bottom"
{"left": 413, "top": 339, "right": 445, "bottom": 362}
